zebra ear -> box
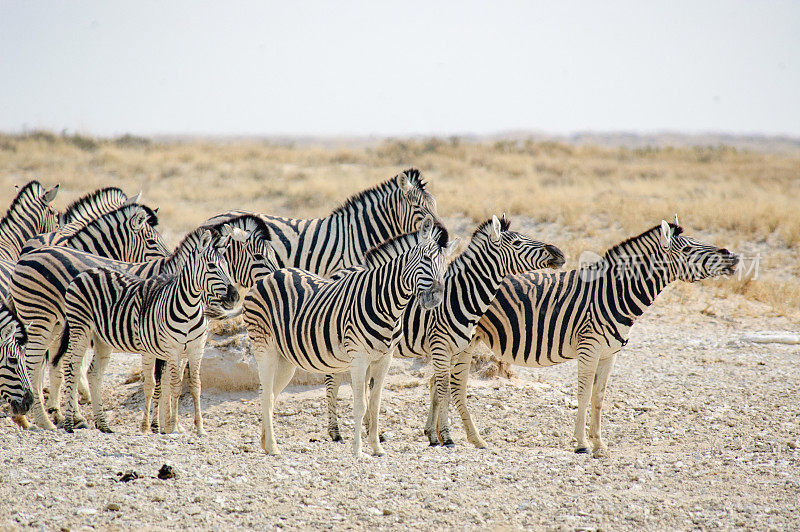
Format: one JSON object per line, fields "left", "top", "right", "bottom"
{"left": 231, "top": 228, "right": 250, "bottom": 243}
{"left": 445, "top": 238, "right": 460, "bottom": 257}
{"left": 419, "top": 215, "right": 435, "bottom": 241}
{"left": 199, "top": 230, "right": 213, "bottom": 252}
{"left": 123, "top": 191, "right": 142, "bottom": 206}
{"left": 398, "top": 172, "right": 415, "bottom": 196}
{"left": 0, "top": 323, "right": 15, "bottom": 343}
{"left": 673, "top": 213, "right": 679, "bottom": 226}
{"left": 131, "top": 209, "right": 147, "bottom": 231}
{"left": 42, "top": 184, "right": 59, "bottom": 204}
{"left": 660, "top": 220, "right": 673, "bottom": 249}
{"left": 491, "top": 215, "right": 502, "bottom": 243}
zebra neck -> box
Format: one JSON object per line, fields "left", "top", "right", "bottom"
{"left": 599, "top": 248, "right": 672, "bottom": 325}
{"left": 177, "top": 263, "right": 204, "bottom": 305}
{"left": 0, "top": 205, "right": 41, "bottom": 257}
{"left": 64, "top": 217, "right": 128, "bottom": 260}
{"left": 334, "top": 190, "right": 407, "bottom": 265}
{"left": 375, "top": 254, "right": 414, "bottom": 317}
{"left": 448, "top": 245, "right": 507, "bottom": 317}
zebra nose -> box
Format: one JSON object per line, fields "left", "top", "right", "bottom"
{"left": 225, "top": 285, "right": 239, "bottom": 305}
{"left": 545, "top": 245, "right": 566, "bottom": 268}
{"left": 22, "top": 390, "right": 33, "bottom": 411}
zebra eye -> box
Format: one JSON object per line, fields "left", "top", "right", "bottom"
{"left": 207, "top": 263, "right": 218, "bottom": 271}
{"left": 8, "top": 356, "right": 18, "bottom": 365}
{"left": 253, "top": 253, "right": 266, "bottom": 262}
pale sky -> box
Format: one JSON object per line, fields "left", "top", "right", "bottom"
{"left": 1, "top": 1, "right": 798, "bottom": 137}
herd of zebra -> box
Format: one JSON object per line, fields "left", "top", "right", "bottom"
{"left": 0, "top": 170, "right": 739, "bottom": 459}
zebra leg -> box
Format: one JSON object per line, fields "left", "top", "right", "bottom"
{"left": 574, "top": 351, "right": 599, "bottom": 454}
{"left": 423, "top": 376, "right": 441, "bottom": 446}
{"left": 62, "top": 326, "right": 91, "bottom": 434}
{"left": 253, "top": 345, "right": 281, "bottom": 455}
{"left": 187, "top": 349, "right": 205, "bottom": 436}
{"left": 349, "top": 355, "right": 370, "bottom": 459}
{"left": 451, "top": 348, "right": 487, "bottom": 449}
{"left": 589, "top": 354, "right": 617, "bottom": 458}
{"left": 362, "top": 364, "right": 387, "bottom": 443}
{"left": 365, "top": 355, "right": 391, "bottom": 456}
{"left": 46, "top": 349, "right": 65, "bottom": 424}
{"left": 140, "top": 355, "right": 156, "bottom": 433}
{"left": 87, "top": 339, "right": 113, "bottom": 433}
{"left": 26, "top": 324, "right": 57, "bottom": 430}
{"left": 163, "top": 357, "right": 183, "bottom": 434}
{"left": 324, "top": 373, "right": 344, "bottom": 442}
{"left": 432, "top": 354, "right": 455, "bottom": 447}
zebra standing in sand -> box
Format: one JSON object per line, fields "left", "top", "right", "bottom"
{"left": 0, "top": 181, "right": 59, "bottom": 262}
{"left": 8, "top": 203, "right": 170, "bottom": 429}
{"left": 244, "top": 217, "right": 456, "bottom": 458}
{"left": 209, "top": 168, "right": 441, "bottom": 277}
{"left": 435, "top": 217, "right": 738, "bottom": 456}
{"left": 59, "top": 228, "right": 240, "bottom": 433}
{"left": 324, "top": 215, "right": 566, "bottom": 447}
{"left": 0, "top": 301, "right": 33, "bottom": 417}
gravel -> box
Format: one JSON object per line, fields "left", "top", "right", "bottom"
{"left": 1, "top": 286, "right": 798, "bottom": 530}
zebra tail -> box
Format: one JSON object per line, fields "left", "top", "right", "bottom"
{"left": 53, "top": 321, "right": 71, "bottom": 367}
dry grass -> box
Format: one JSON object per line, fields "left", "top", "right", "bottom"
{"left": 1, "top": 131, "right": 798, "bottom": 317}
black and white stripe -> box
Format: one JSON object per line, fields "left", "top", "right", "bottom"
{"left": 464, "top": 218, "right": 738, "bottom": 456}
{"left": 244, "top": 217, "right": 454, "bottom": 457}
{"left": 0, "top": 301, "right": 33, "bottom": 417}
{"left": 0, "top": 181, "right": 59, "bottom": 261}
{"left": 209, "top": 168, "right": 440, "bottom": 277}
{"left": 58, "top": 229, "right": 239, "bottom": 433}
{"left": 324, "top": 215, "right": 565, "bottom": 447}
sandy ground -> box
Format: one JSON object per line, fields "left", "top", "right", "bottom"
{"left": 0, "top": 282, "right": 798, "bottom": 530}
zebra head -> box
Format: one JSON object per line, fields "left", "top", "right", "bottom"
{"left": 395, "top": 169, "right": 441, "bottom": 233}
{"left": 213, "top": 215, "right": 278, "bottom": 288}
{"left": 409, "top": 216, "right": 458, "bottom": 309}
{"left": 39, "top": 183, "right": 61, "bottom": 232}
{"left": 121, "top": 204, "right": 171, "bottom": 260}
{"left": 196, "top": 227, "right": 240, "bottom": 319}
{"left": 481, "top": 214, "right": 565, "bottom": 273}
{"left": 659, "top": 217, "right": 739, "bottom": 282}
{"left": 0, "top": 312, "right": 33, "bottom": 415}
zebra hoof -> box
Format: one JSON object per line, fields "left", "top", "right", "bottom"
{"left": 443, "top": 441, "right": 455, "bottom": 448}
{"left": 98, "top": 425, "right": 114, "bottom": 434}
{"left": 575, "top": 446, "right": 590, "bottom": 454}
{"left": 379, "top": 433, "right": 387, "bottom": 443}
{"left": 428, "top": 441, "right": 440, "bottom": 447}
{"left": 74, "top": 419, "right": 90, "bottom": 430}
{"left": 331, "top": 435, "right": 343, "bottom": 443}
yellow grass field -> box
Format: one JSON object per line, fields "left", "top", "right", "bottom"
{"left": 1, "top": 132, "right": 797, "bottom": 318}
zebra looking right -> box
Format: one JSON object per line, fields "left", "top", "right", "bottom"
{"left": 453, "top": 217, "right": 739, "bottom": 457}
{"left": 324, "top": 215, "right": 566, "bottom": 447}
{"left": 207, "top": 168, "right": 441, "bottom": 277}
{"left": 244, "top": 216, "right": 456, "bottom": 458}
{"left": 59, "top": 228, "right": 240, "bottom": 433}
{"left": 0, "top": 181, "right": 60, "bottom": 262}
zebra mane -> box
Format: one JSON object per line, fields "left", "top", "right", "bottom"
{"left": 470, "top": 216, "right": 511, "bottom": 240}
{"left": 0, "top": 180, "right": 46, "bottom": 233}
{"left": 601, "top": 223, "right": 684, "bottom": 263}
{"left": 362, "top": 219, "right": 449, "bottom": 268}
{"left": 66, "top": 204, "right": 160, "bottom": 243}
{"left": 201, "top": 214, "right": 272, "bottom": 242}
{"left": 62, "top": 187, "right": 127, "bottom": 224}
{"left": 330, "top": 168, "right": 427, "bottom": 216}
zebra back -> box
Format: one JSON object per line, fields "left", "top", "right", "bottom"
{"left": 0, "top": 181, "right": 59, "bottom": 261}
{"left": 209, "top": 168, "right": 440, "bottom": 277}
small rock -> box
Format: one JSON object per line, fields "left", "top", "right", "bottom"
{"left": 117, "top": 470, "right": 140, "bottom": 482}
{"left": 104, "top": 503, "right": 121, "bottom": 512}
{"left": 383, "top": 509, "right": 393, "bottom": 516}
{"left": 789, "top": 441, "right": 798, "bottom": 450}
{"left": 158, "top": 464, "right": 177, "bottom": 480}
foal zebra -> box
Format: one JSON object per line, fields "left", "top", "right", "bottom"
{"left": 454, "top": 217, "right": 738, "bottom": 457}
{"left": 0, "top": 301, "right": 33, "bottom": 416}
{"left": 324, "top": 215, "right": 566, "bottom": 447}
{"left": 9, "top": 203, "right": 170, "bottom": 429}
{"left": 244, "top": 217, "right": 456, "bottom": 458}
{"left": 210, "top": 168, "right": 441, "bottom": 277}
{"left": 59, "top": 228, "right": 240, "bottom": 433}
{"left": 0, "top": 181, "right": 59, "bottom": 261}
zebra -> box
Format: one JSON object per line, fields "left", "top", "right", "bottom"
{"left": 208, "top": 168, "right": 441, "bottom": 277}
{"left": 12, "top": 214, "right": 274, "bottom": 431}
{"left": 324, "top": 215, "right": 566, "bottom": 447}
{"left": 444, "top": 216, "right": 738, "bottom": 457}
{"left": 0, "top": 181, "right": 60, "bottom": 262}
{"left": 58, "top": 227, "right": 240, "bottom": 434}
{"left": 0, "top": 301, "right": 33, "bottom": 417}
{"left": 23, "top": 187, "right": 133, "bottom": 250}
{"left": 244, "top": 216, "right": 456, "bottom": 458}
{"left": 8, "top": 203, "right": 170, "bottom": 429}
